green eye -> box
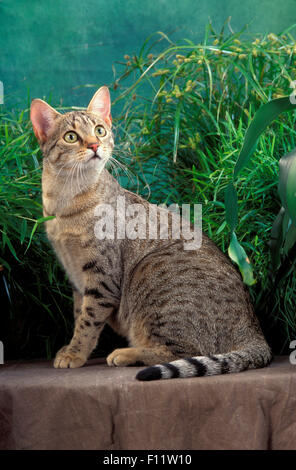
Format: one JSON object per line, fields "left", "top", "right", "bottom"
{"left": 64, "top": 131, "right": 78, "bottom": 143}
{"left": 95, "top": 125, "right": 106, "bottom": 138}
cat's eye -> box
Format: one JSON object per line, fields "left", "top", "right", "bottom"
{"left": 95, "top": 125, "right": 106, "bottom": 138}
{"left": 64, "top": 131, "right": 78, "bottom": 143}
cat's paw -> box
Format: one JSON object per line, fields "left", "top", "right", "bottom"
{"left": 107, "top": 348, "right": 142, "bottom": 367}
{"left": 54, "top": 346, "right": 87, "bottom": 369}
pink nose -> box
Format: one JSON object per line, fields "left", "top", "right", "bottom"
{"left": 87, "top": 142, "right": 99, "bottom": 152}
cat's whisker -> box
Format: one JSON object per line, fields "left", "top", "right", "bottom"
{"left": 79, "top": 160, "right": 88, "bottom": 193}
{"left": 60, "top": 162, "right": 75, "bottom": 195}
{"left": 111, "top": 151, "right": 134, "bottom": 167}
{"left": 109, "top": 156, "right": 135, "bottom": 183}
{"left": 53, "top": 161, "right": 71, "bottom": 182}
{"left": 64, "top": 160, "right": 79, "bottom": 198}
{"left": 74, "top": 161, "right": 82, "bottom": 195}
{"left": 112, "top": 150, "right": 133, "bottom": 161}
{"left": 76, "top": 162, "right": 82, "bottom": 194}
{"left": 77, "top": 159, "right": 86, "bottom": 191}
{"left": 82, "top": 164, "right": 89, "bottom": 189}
{"left": 109, "top": 156, "right": 127, "bottom": 173}
{"left": 67, "top": 163, "right": 75, "bottom": 197}
{"left": 53, "top": 157, "right": 80, "bottom": 187}
{"left": 108, "top": 159, "right": 122, "bottom": 181}
{"left": 71, "top": 161, "right": 80, "bottom": 197}
{"left": 78, "top": 161, "right": 84, "bottom": 190}
{"left": 107, "top": 159, "right": 119, "bottom": 179}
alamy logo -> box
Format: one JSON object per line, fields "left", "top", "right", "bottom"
{"left": 93, "top": 196, "right": 202, "bottom": 250}
{"left": 289, "top": 340, "right": 296, "bottom": 365}
{"left": 0, "top": 341, "right": 3, "bottom": 365}
{"left": 0, "top": 81, "right": 3, "bottom": 105}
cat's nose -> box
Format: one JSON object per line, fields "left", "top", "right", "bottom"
{"left": 87, "top": 142, "right": 99, "bottom": 152}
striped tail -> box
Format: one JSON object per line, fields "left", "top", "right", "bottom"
{"left": 135, "top": 343, "right": 272, "bottom": 381}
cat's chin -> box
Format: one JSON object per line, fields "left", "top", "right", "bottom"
{"left": 86, "top": 150, "right": 105, "bottom": 163}
{"left": 86, "top": 154, "right": 109, "bottom": 174}
{"left": 90, "top": 154, "right": 102, "bottom": 161}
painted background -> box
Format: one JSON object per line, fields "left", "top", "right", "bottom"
{"left": 1, "top": 0, "right": 296, "bottom": 108}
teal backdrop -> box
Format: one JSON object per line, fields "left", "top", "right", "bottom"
{"left": 1, "top": 0, "right": 296, "bottom": 108}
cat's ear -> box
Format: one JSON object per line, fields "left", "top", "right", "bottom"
{"left": 30, "top": 99, "right": 60, "bottom": 143}
{"left": 87, "top": 86, "right": 112, "bottom": 126}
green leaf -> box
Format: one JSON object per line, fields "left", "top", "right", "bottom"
{"left": 25, "top": 216, "right": 55, "bottom": 254}
{"left": 274, "top": 241, "right": 296, "bottom": 285}
{"left": 36, "top": 216, "right": 55, "bottom": 224}
{"left": 173, "top": 101, "right": 182, "bottom": 163}
{"left": 226, "top": 96, "right": 296, "bottom": 284}
{"left": 0, "top": 257, "right": 11, "bottom": 272}
{"left": 280, "top": 150, "right": 296, "bottom": 225}
{"left": 269, "top": 206, "right": 285, "bottom": 271}
{"left": 234, "top": 97, "right": 296, "bottom": 178}
{"left": 278, "top": 148, "right": 296, "bottom": 213}
{"left": 283, "top": 220, "right": 296, "bottom": 255}
{"left": 2, "top": 232, "right": 20, "bottom": 262}
{"left": 20, "top": 218, "right": 28, "bottom": 244}
{"left": 25, "top": 220, "right": 38, "bottom": 254}
{"left": 228, "top": 232, "right": 256, "bottom": 286}
{"left": 216, "top": 220, "right": 227, "bottom": 236}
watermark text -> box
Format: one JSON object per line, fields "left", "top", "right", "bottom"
{"left": 94, "top": 196, "right": 202, "bottom": 250}
{"left": 289, "top": 340, "right": 296, "bottom": 364}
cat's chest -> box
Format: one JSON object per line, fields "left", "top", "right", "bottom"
{"left": 46, "top": 219, "right": 91, "bottom": 291}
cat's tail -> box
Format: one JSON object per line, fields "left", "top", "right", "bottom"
{"left": 135, "top": 341, "right": 272, "bottom": 381}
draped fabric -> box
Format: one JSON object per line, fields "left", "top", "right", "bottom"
{"left": 0, "top": 357, "right": 295, "bottom": 450}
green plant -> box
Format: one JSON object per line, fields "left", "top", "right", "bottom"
{"left": 0, "top": 105, "right": 75, "bottom": 359}
{"left": 3, "top": 21, "right": 296, "bottom": 358}
{"left": 225, "top": 96, "right": 296, "bottom": 286}
{"left": 110, "top": 22, "right": 296, "bottom": 352}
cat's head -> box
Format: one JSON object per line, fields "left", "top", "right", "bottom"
{"left": 30, "top": 86, "right": 114, "bottom": 173}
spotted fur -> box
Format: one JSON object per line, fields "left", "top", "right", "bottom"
{"left": 30, "top": 86, "right": 272, "bottom": 379}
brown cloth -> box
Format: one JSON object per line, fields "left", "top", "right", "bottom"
{"left": 0, "top": 356, "right": 295, "bottom": 450}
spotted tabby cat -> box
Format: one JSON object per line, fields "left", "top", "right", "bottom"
{"left": 30, "top": 86, "right": 272, "bottom": 380}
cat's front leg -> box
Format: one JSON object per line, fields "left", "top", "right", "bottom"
{"left": 73, "top": 289, "right": 83, "bottom": 321}
{"left": 54, "top": 290, "right": 116, "bottom": 368}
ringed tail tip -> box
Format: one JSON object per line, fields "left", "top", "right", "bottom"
{"left": 136, "top": 366, "right": 161, "bottom": 381}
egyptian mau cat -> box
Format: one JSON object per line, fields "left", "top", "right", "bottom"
{"left": 30, "top": 86, "right": 272, "bottom": 380}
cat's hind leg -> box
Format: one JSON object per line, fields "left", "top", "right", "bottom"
{"left": 106, "top": 345, "right": 178, "bottom": 367}
{"left": 107, "top": 314, "right": 181, "bottom": 366}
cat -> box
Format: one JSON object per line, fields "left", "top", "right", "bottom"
{"left": 30, "top": 86, "right": 272, "bottom": 380}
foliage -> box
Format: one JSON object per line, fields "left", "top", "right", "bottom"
{"left": 0, "top": 106, "right": 72, "bottom": 359}
{"left": 112, "top": 21, "right": 296, "bottom": 352}
{"left": 2, "top": 21, "right": 296, "bottom": 357}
